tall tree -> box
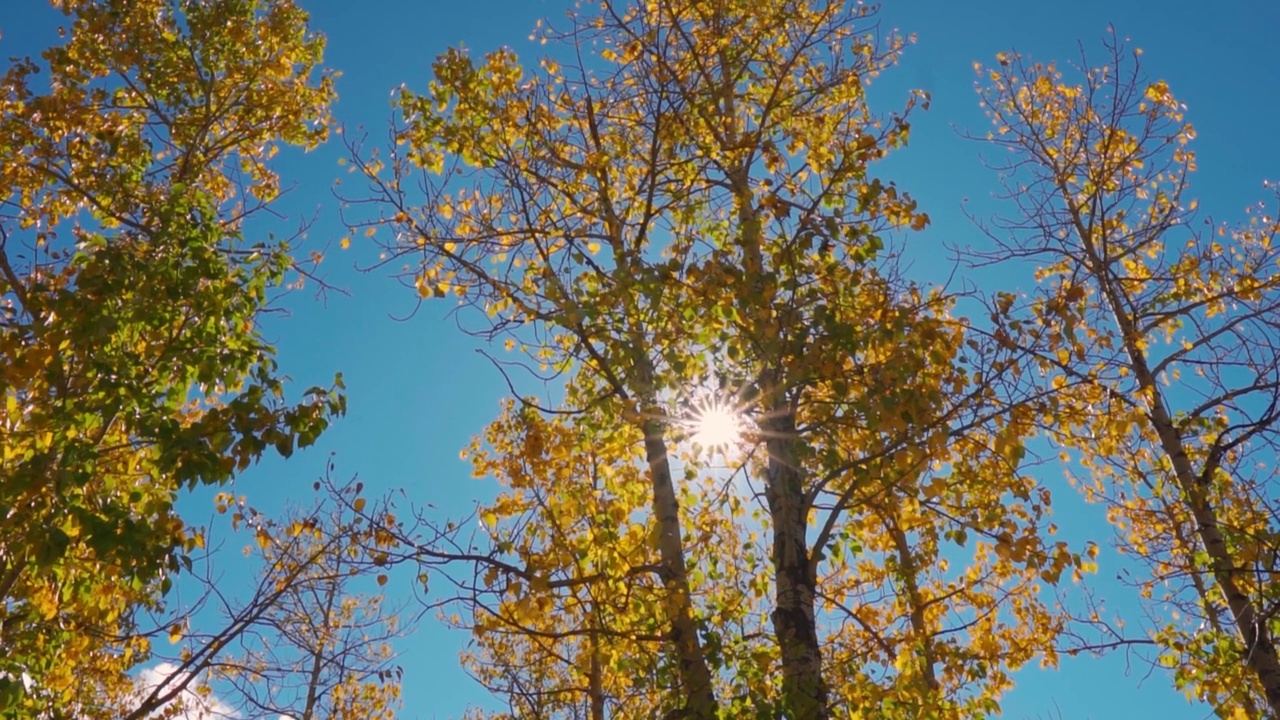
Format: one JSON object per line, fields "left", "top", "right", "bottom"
{"left": 350, "top": 0, "right": 1087, "bottom": 717}
{"left": 974, "top": 34, "right": 1280, "bottom": 717}
{"left": 0, "top": 0, "right": 342, "bottom": 715}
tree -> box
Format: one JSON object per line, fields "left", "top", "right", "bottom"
{"left": 0, "top": 0, "right": 344, "bottom": 715}
{"left": 119, "top": 477, "right": 404, "bottom": 720}
{"left": 973, "top": 33, "right": 1280, "bottom": 717}
{"left": 348, "top": 1, "right": 1089, "bottom": 717}
{"left": 46, "top": 477, "right": 404, "bottom": 720}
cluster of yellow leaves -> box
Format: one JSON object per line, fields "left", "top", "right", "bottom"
{"left": 458, "top": 397, "right": 753, "bottom": 717}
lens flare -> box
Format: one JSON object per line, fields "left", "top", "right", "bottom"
{"left": 685, "top": 397, "right": 745, "bottom": 450}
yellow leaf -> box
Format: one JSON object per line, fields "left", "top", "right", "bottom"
{"left": 339, "top": 237, "right": 350, "bottom": 249}
{"left": 354, "top": 497, "right": 367, "bottom": 513}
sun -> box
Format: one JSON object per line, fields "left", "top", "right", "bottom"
{"left": 684, "top": 396, "right": 746, "bottom": 450}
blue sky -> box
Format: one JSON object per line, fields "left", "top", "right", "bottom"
{"left": 4, "top": 0, "right": 1279, "bottom": 718}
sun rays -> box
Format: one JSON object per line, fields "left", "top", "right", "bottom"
{"left": 681, "top": 395, "right": 751, "bottom": 452}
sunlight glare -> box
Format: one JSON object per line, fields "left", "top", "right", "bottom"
{"left": 686, "top": 397, "right": 745, "bottom": 450}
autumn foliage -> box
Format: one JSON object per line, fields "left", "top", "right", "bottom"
{"left": 0, "top": 1, "right": 386, "bottom": 717}
{"left": 347, "top": 1, "right": 1096, "bottom": 718}
{"left": 5, "top": 1, "right": 1280, "bottom": 719}
{"left": 974, "top": 34, "right": 1280, "bottom": 717}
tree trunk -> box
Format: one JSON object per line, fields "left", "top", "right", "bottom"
{"left": 588, "top": 629, "right": 605, "bottom": 720}
{"left": 886, "top": 510, "right": 941, "bottom": 698}
{"left": 1145, "top": 390, "right": 1280, "bottom": 713}
{"left": 634, "top": 351, "right": 718, "bottom": 719}
{"left": 763, "top": 409, "right": 829, "bottom": 720}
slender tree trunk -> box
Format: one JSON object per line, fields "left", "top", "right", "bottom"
{"left": 300, "top": 580, "right": 339, "bottom": 720}
{"left": 641, "top": 419, "right": 719, "bottom": 719}
{"left": 588, "top": 629, "right": 605, "bottom": 720}
{"left": 1144, "top": 384, "right": 1280, "bottom": 713}
{"left": 763, "top": 408, "right": 829, "bottom": 720}
{"left": 635, "top": 358, "right": 718, "bottom": 720}
{"left": 1170, "top": 512, "right": 1264, "bottom": 719}
{"left": 886, "top": 511, "right": 941, "bottom": 697}
{"left": 725, "top": 124, "right": 829, "bottom": 716}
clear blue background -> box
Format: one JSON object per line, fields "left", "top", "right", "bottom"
{"left": 3, "top": 1, "right": 1278, "bottom": 717}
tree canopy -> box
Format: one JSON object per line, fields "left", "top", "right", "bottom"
{"left": 0, "top": 1, "right": 372, "bottom": 716}
{"left": 5, "top": 1, "right": 1280, "bottom": 719}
